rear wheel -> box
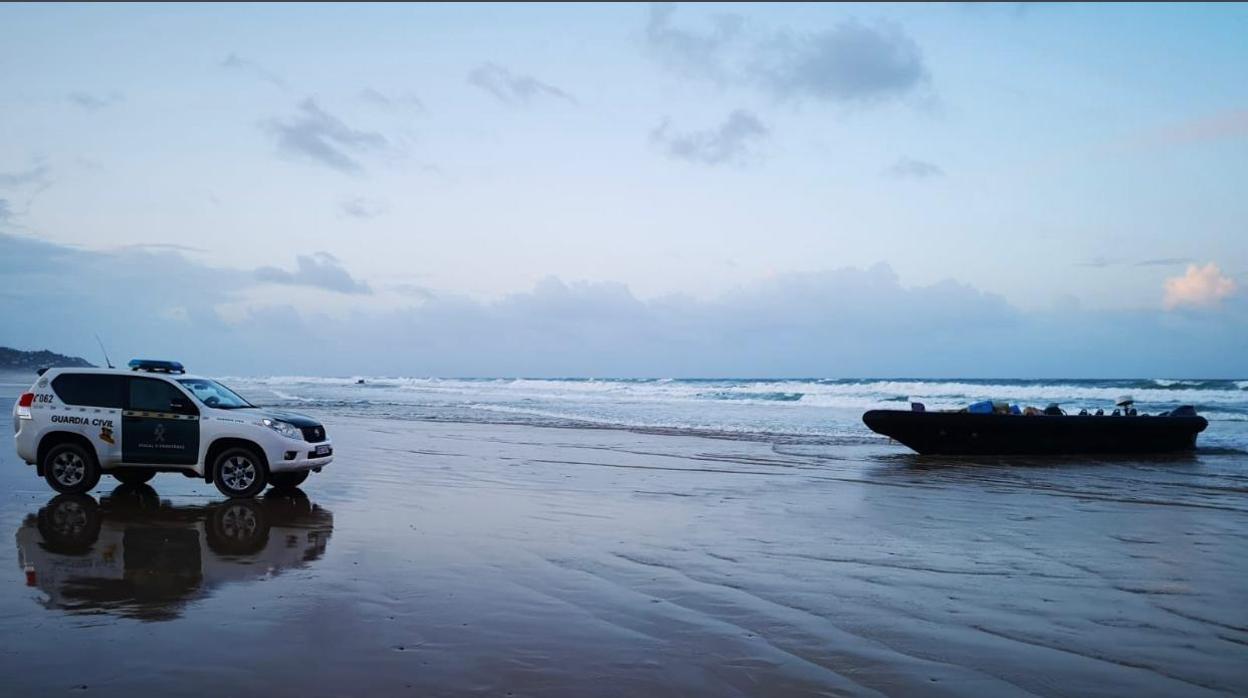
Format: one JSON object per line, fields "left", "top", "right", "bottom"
{"left": 36, "top": 494, "right": 101, "bottom": 554}
{"left": 268, "top": 470, "right": 309, "bottom": 490}
{"left": 212, "top": 447, "right": 268, "bottom": 498}
{"left": 112, "top": 469, "right": 156, "bottom": 486}
{"left": 43, "top": 442, "right": 101, "bottom": 494}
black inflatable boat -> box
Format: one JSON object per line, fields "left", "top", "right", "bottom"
{"left": 862, "top": 409, "right": 1208, "bottom": 455}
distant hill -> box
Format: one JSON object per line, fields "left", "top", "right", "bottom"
{"left": 0, "top": 347, "right": 94, "bottom": 372}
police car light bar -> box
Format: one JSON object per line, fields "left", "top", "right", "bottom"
{"left": 128, "top": 359, "right": 185, "bottom": 374}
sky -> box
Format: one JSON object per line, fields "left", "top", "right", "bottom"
{"left": 0, "top": 2, "right": 1245, "bottom": 377}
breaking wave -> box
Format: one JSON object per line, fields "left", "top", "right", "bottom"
{"left": 217, "top": 375, "right": 1248, "bottom": 448}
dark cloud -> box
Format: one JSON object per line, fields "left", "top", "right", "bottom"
{"left": 752, "top": 21, "right": 926, "bottom": 103}
{"left": 645, "top": 5, "right": 928, "bottom": 105}
{"left": 0, "top": 233, "right": 251, "bottom": 369}
{"left": 68, "top": 91, "right": 123, "bottom": 110}
{"left": 255, "top": 252, "right": 372, "bottom": 294}
{"left": 4, "top": 233, "right": 1246, "bottom": 376}
{"left": 885, "top": 157, "right": 944, "bottom": 179}
{"left": 221, "top": 53, "right": 287, "bottom": 88}
{"left": 264, "top": 99, "right": 389, "bottom": 173}
{"left": 651, "top": 110, "right": 768, "bottom": 166}
{"left": 467, "top": 63, "right": 576, "bottom": 107}
{"left": 339, "top": 197, "right": 385, "bottom": 219}
{"left": 359, "top": 87, "right": 425, "bottom": 112}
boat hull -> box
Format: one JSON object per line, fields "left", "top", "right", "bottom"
{"left": 862, "top": 410, "right": 1208, "bottom": 456}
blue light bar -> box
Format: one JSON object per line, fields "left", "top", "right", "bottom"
{"left": 128, "top": 359, "right": 185, "bottom": 374}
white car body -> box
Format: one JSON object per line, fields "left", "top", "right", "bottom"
{"left": 13, "top": 366, "right": 333, "bottom": 485}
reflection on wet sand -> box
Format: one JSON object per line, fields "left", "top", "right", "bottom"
{"left": 1, "top": 415, "right": 1244, "bottom": 697}
{"left": 16, "top": 487, "right": 333, "bottom": 621}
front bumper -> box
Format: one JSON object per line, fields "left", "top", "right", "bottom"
{"left": 267, "top": 440, "right": 334, "bottom": 473}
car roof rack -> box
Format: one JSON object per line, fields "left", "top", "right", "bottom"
{"left": 128, "top": 359, "right": 185, "bottom": 374}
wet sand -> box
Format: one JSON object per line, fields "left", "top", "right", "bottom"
{"left": 1, "top": 411, "right": 1245, "bottom": 696}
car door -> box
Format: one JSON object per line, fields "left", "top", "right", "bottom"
{"left": 122, "top": 377, "right": 200, "bottom": 466}
{"left": 48, "top": 373, "right": 124, "bottom": 466}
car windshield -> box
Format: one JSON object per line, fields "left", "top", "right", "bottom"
{"left": 177, "top": 378, "right": 254, "bottom": 410}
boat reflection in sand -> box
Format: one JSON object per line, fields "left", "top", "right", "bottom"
{"left": 15, "top": 487, "right": 333, "bottom": 621}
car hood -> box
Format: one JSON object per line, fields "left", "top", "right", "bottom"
{"left": 232, "top": 408, "right": 322, "bottom": 428}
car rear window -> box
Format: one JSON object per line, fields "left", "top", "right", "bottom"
{"left": 50, "top": 374, "right": 125, "bottom": 408}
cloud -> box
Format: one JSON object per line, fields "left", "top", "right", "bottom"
{"left": 1076, "top": 256, "right": 1118, "bottom": 268}
{"left": 1163, "top": 263, "right": 1237, "bottom": 310}
{"left": 0, "top": 163, "right": 51, "bottom": 189}
{"left": 644, "top": 3, "right": 744, "bottom": 83}
{"left": 5, "top": 233, "right": 1246, "bottom": 377}
{"left": 67, "top": 91, "right": 123, "bottom": 110}
{"left": 221, "top": 53, "right": 287, "bottom": 88}
{"left": 264, "top": 99, "right": 389, "bottom": 173}
{"left": 339, "top": 197, "right": 386, "bottom": 219}
{"left": 645, "top": 5, "right": 928, "bottom": 105}
{"left": 467, "top": 63, "right": 577, "bottom": 107}
{"left": 1146, "top": 108, "right": 1248, "bottom": 148}
{"left": 1135, "top": 257, "right": 1193, "bottom": 267}
{"left": 115, "top": 242, "right": 208, "bottom": 254}
{"left": 650, "top": 109, "right": 768, "bottom": 166}
{"left": 0, "top": 162, "right": 53, "bottom": 226}
{"left": 390, "top": 283, "right": 436, "bottom": 300}
{"left": 359, "top": 87, "right": 425, "bottom": 112}
{"left": 885, "top": 157, "right": 943, "bottom": 179}
{"left": 255, "top": 252, "right": 372, "bottom": 294}
{"left": 752, "top": 20, "right": 927, "bottom": 103}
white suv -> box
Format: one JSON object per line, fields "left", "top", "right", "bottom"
{"left": 13, "top": 359, "right": 333, "bottom": 498}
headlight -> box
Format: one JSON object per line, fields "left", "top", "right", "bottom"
{"left": 261, "top": 418, "right": 302, "bottom": 440}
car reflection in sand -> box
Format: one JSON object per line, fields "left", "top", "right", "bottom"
{"left": 16, "top": 486, "right": 333, "bottom": 621}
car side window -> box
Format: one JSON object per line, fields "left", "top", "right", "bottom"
{"left": 127, "top": 377, "right": 198, "bottom": 415}
{"left": 50, "top": 374, "right": 125, "bottom": 408}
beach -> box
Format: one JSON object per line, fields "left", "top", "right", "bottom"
{"left": 1, "top": 378, "right": 1246, "bottom": 697}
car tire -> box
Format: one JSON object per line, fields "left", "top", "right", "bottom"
{"left": 112, "top": 469, "right": 156, "bottom": 486}
{"left": 43, "top": 442, "right": 102, "bottom": 495}
{"left": 36, "top": 494, "right": 101, "bottom": 555}
{"left": 212, "top": 447, "right": 268, "bottom": 499}
{"left": 268, "top": 470, "right": 309, "bottom": 490}
{"left": 206, "top": 500, "right": 270, "bottom": 555}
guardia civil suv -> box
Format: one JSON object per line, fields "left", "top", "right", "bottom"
{"left": 13, "top": 359, "right": 333, "bottom": 498}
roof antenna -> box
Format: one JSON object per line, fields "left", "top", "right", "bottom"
{"left": 94, "top": 333, "right": 114, "bottom": 369}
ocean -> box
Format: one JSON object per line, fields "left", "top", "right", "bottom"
{"left": 223, "top": 376, "right": 1248, "bottom": 451}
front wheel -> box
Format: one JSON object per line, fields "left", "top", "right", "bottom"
{"left": 43, "top": 443, "right": 102, "bottom": 494}
{"left": 212, "top": 447, "right": 268, "bottom": 498}
{"left": 268, "top": 470, "right": 309, "bottom": 490}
